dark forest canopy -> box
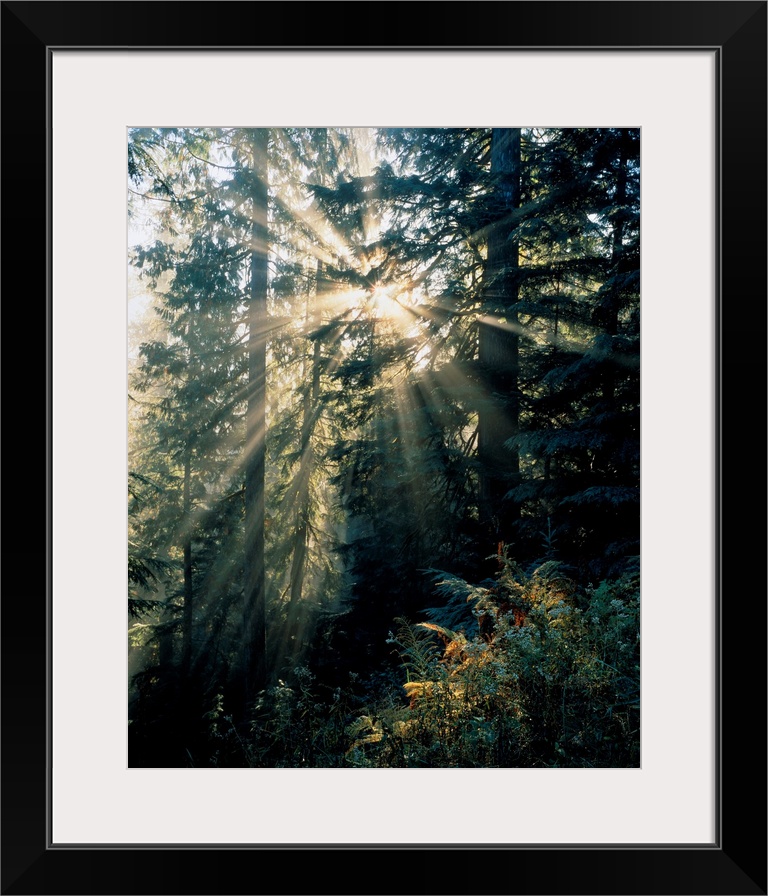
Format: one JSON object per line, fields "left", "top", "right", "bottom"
{"left": 128, "top": 126, "right": 640, "bottom": 768}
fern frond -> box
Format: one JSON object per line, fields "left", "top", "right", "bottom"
{"left": 346, "top": 715, "right": 384, "bottom": 754}
{"left": 417, "top": 622, "right": 462, "bottom": 643}
{"left": 392, "top": 617, "right": 440, "bottom": 680}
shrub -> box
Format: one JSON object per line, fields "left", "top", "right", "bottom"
{"left": 349, "top": 556, "right": 640, "bottom": 767}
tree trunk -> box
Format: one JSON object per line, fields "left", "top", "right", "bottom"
{"left": 181, "top": 450, "right": 193, "bottom": 678}
{"left": 600, "top": 130, "right": 629, "bottom": 409}
{"left": 243, "top": 128, "right": 269, "bottom": 710}
{"left": 285, "top": 261, "right": 325, "bottom": 661}
{"left": 478, "top": 127, "right": 521, "bottom": 551}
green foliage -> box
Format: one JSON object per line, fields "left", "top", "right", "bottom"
{"left": 128, "top": 472, "right": 177, "bottom": 619}
{"left": 388, "top": 617, "right": 447, "bottom": 682}
{"left": 419, "top": 571, "right": 482, "bottom": 635}
{"left": 352, "top": 562, "right": 639, "bottom": 768}
{"left": 200, "top": 667, "right": 359, "bottom": 768}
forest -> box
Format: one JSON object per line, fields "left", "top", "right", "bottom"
{"left": 127, "top": 126, "right": 640, "bottom": 769}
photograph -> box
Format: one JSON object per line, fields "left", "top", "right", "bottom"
{"left": 2, "top": 0, "right": 765, "bottom": 893}
{"left": 127, "top": 126, "right": 641, "bottom": 770}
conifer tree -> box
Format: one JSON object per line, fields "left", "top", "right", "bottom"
{"left": 129, "top": 127, "right": 253, "bottom": 759}
{"left": 240, "top": 128, "right": 269, "bottom": 706}
{"left": 509, "top": 128, "right": 640, "bottom": 577}
{"left": 478, "top": 127, "right": 522, "bottom": 548}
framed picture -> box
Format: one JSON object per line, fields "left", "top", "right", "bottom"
{"left": 4, "top": 2, "right": 765, "bottom": 893}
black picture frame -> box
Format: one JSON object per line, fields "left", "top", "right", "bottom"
{"left": 3, "top": 2, "right": 765, "bottom": 894}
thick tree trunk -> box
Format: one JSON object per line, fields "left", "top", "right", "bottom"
{"left": 478, "top": 127, "right": 521, "bottom": 550}
{"left": 243, "top": 128, "right": 269, "bottom": 710}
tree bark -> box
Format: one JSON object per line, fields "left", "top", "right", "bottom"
{"left": 243, "top": 128, "right": 269, "bottom": 709}
{"left": 478, "top": 127, "right": 521, "bottom": 550}
{"left": 181, "top": 450, "right": 193, "bottom": 678}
